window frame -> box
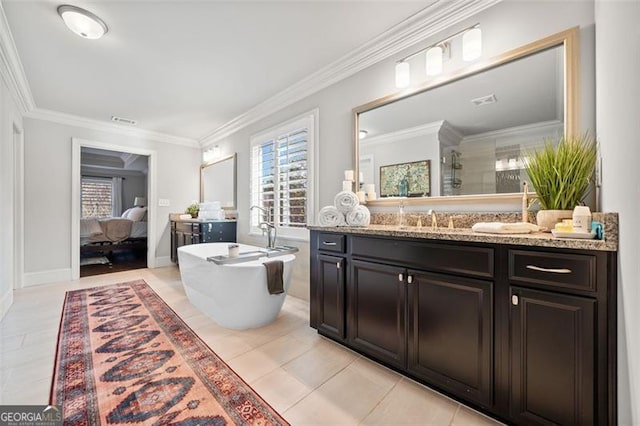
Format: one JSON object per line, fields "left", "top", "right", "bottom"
{"left": 249, "top": 109, "right": 318, "bottom": 241}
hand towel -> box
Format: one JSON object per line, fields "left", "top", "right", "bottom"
{"left": 263, "top": 260, "right": 284, "bottom": 295}
{"left": 318, "top": 206, "right": 346, "bottom": 227}
{"left": 471, "top": 222, "right": 540, "bottom": 234}
{"left": 346, "top": 205, "right": 371, "bottom": 227}
{"left": 334, "top": 191, "right": 360, "bottom": 213}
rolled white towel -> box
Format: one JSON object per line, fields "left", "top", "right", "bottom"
{"left": 334, "top": 191, "right": 360, "bottom": 213}
{"left": 346, "top": 205, "right": 371, "bottom": 227}
{"left": 471, "top": 222, "right": 540, "bottom": 234}
{"left": 317, "top": 206, "right": 346, "bottom": 227}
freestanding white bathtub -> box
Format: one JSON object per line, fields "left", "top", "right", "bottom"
{"left": 177, "top": 243, "right": 295, "bottom": 329}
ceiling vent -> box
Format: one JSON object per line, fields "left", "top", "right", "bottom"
{"left": 111, "top": 116, "right": 137, "bottom": 125}
{"left": 470, "top": 94, "right": 497, "bottom": 106}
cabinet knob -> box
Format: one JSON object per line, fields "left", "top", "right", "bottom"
{"left": 398, "top": 273, "right": 404, "bottom": 282}
{"left": 407, "top": 275, "right": 413, "bottom": 284}
{"left": 511, "top": 295, "right": 519, "bottom": 306}
{"left": 336, "top": 262, "right": 341, "bottom": 269}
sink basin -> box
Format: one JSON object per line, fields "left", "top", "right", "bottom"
{"left": 208, "top": 245, "right": 299, "bottom": 265}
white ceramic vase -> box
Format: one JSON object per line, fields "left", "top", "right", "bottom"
{"left": 536, "top": 209, "right": 573, "bottom": 232}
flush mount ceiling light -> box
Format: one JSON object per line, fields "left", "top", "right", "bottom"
{"left": 394, "top": 23, "right": 481, "bottom": 87}
{"left": 57, "top": 5, "right": 108, "bottom": 39}
{"left": 359, "top": 130, "right": 368, "bottom": 139}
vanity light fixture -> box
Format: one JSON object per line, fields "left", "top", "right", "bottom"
{"left": 57, "top": 5, "right": 108, "bottom": 40}
{"left": 394, "top": 23, "right": 481, "bottom": 87}
{"left": 395, "top": 62, "right": 410, "bottom": 89}
{"left": 203, "top": 145, "right": 220, "bottom": 162}
{"left": 462, "top": 27, "right": 482, "bottom": 61}
{"left": 425, "top": 45, "right": 444, "bottom": 76}
{"left": 359, "top": 130, "right": 368, "bottom": 140}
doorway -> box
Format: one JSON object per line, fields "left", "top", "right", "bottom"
{"left": 79, "top": 147, "right": 149, "bottom": 277}
{"left": 71, "top": 138, "right": 157, "bottom": 280}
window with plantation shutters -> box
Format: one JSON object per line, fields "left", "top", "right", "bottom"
{"left": 250, "top": 111, "right": 316, "bottom": 240}
{"left": 81, "top": 177, "right": 114, "bottom": 218}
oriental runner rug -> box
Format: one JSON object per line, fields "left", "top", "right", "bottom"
{"left": 50, "top": 279, "right": 288, "bottom": 426}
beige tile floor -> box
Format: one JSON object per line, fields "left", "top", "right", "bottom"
{"left": 0, "top": 266, "right": 502, "bottom": 425}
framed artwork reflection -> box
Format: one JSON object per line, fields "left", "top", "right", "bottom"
{"left": 380, "top": 159, "right": 431, "bottom": 197}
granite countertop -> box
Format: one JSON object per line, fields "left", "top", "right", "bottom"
{"left": 308, "top": 221, "right": 618, "bottom": 252}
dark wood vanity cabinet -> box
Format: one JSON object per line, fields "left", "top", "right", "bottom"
{"left": 509, "top": 287, "right": 595, "bottom": 425}
{"left": 407, "top": 271, "right": 493, "bottom": 407}
{"left": 170, "top": 220, "right": 237, "bottom": 262}
{"left": 349, "top": 259, "right": 407, "bottom": 369}
{"left": 309, "top": 230, "right": 617, "bottom": 425}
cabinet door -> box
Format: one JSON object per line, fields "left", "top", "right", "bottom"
{"left": 407, "top": 271, "right": 493, "bottom": 407}
{"left": 348, "top": 260, "right": 407, "bottom": 369}
{"left": 510, "top": 287, "right": 595, "bottom": 425}
{"left": 315, "top": 254, "right": 346, "bottom": 341}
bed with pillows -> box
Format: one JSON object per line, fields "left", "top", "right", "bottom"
{"left": 80, "top": 207, "right": 147, "bottom": 255}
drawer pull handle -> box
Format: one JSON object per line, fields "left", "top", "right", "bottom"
{"left": 526, "top": 265, "right": 572, "bottom": 274}
{"left": 322, "top": 241, "right": 337, "bottom": 246}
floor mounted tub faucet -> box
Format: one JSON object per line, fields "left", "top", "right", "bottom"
{"left": 250, "top": 205, "right": 277, "bottom": 248}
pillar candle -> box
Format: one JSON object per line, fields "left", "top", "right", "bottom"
{"left": 342, "top": 180, "right": 352, "bottom": 192}
{"left": 366, "top": 192, "right": 377, "bottom": 201}
{"left": 344, "top": 170, "right": 354, "bottom": 181}
{"left": 364, "top": 184, "right": 375, "bottom": 195}
{"left": 356, "top": 191, "right": 366, "bottom": 203}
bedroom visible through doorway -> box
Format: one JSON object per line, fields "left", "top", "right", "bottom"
{"left": 79, "top": 147, "right": 149, "bottom": 277}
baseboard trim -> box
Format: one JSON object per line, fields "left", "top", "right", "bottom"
{"left": 154, "top": 256, "right": 174, "bottom": 268}
{"left": 23, "top": 268, "right": 72, "bottom": 287}
{"left": 0, "top": 289, "right": 14, "bottom": 321}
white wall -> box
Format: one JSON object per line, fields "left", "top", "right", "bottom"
{"left": 595, "top": 1, "right": 640, "bottom": 424}
{"left": 22, "top": 118, "right": 201, "bottom": 283}
{"left": 0, "top": 68, "right": 22, "bottom": 320}
{"left": 216, "top": 0, "right": 595, "bottom": 301}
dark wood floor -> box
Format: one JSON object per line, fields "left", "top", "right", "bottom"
{"left": 80, "top": 250, "right": 147, "bottom": 277}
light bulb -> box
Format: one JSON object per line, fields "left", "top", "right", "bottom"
{"left": 463, "top": 27, "right": 482, "bottom": 61}
{"left": 426, "top": 46, "right": 443, "bottom": 76}
{"left": 395, "top": 62, "right": 410, "bottom": 88}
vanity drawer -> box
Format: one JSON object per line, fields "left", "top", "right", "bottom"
{"left": 350, "top": 236, "right": 494, "bottom": 279}
{"left": 508, "top": 249, "right": 596, "bottom": 292}
{"left": 316, "top": 233, "right": 346, "bottom": 253}
{"left": 175, "top": 222, "right": 197, "bottom": 233}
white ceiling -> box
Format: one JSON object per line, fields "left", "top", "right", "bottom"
{"left": 2, "top": 0, "right": 431, "bottom": 141}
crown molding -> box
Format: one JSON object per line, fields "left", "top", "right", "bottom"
{"left": 26, "top": 108, "right": 200, "bottom": 148}
{"left": 361, "top": 120, "right": 444, "bottom": 148}
{"left": 200, "top": 0, "right": 502, "bottom": 146}
{"left": 0, "top": 2, "right": 35, "bottom": 113}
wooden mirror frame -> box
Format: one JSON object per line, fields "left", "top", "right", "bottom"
{"left": 353, "top": 27, "right": 579, "bottom": 206}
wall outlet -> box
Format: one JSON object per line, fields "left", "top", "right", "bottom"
{"left": 158, "top": 199, "right": 170, "bottom": 207}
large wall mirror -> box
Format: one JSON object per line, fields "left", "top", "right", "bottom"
{"left": 355, "top": 27, "right": 578, "bottom": 204}
{"left": 200, "top": 153, "right": 237, "bottom": 209}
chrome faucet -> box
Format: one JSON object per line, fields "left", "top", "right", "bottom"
{"left": 428, "top": 209, "right": 438, "bottom": 229}
{"left": 250, "top": 205, "right": 277, "bottom": 248}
